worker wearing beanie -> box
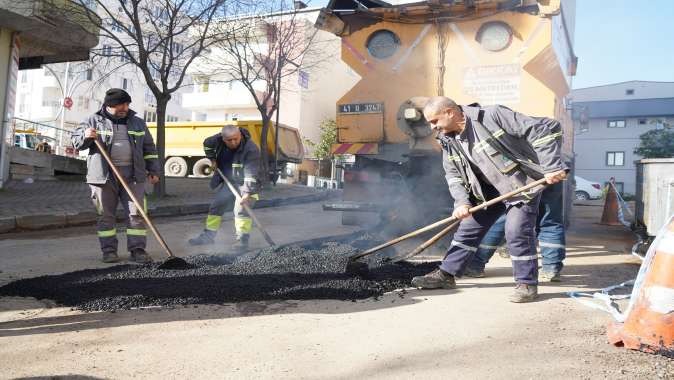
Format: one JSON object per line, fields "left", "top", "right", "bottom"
{"left": 71, "top": 88, "right": 160, "bottom": 264}
{"left": 188, "top": 125, "right": 261, "bottom": 253}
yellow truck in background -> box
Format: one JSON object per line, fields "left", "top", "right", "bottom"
{"left": 147, "top": 120, "right": 304, "bottom": 178}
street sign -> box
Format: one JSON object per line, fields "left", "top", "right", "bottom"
{"left": 64, "top": 97, "right": 73, "bottom": 109}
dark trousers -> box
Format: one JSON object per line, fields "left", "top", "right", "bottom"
{"left": 439, "top": 192, "right": 541, "bottom": 285}
{"left": 467, "top": 182, "right": 566, "bottom": 273}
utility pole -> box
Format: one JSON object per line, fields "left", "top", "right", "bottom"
{"left": 60, "top": 62, "right": 70, "bottom": 154}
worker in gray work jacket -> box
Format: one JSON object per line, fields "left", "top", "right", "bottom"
{"left": 72, "top": 88, "right": 160, "bottom": 264}
{"left": 188, "top": 125, "right": 261, "bottom": 253}
{"left": 412, "top": 96, "right": 568, "bottom": 303}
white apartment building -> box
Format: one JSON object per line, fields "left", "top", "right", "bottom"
{"left": 183, "top": 6, "right": 360, "bottom": 155}
{"left": 15, "top": 64, "right": 189, "bottom": 124}
{"left": 13, "top": 0, "right": 192, "bottom": 151}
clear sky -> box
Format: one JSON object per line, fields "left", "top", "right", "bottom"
{"left": 306, "top": 0, "right": 674, "bottom": 89}
{"left": 572, "top": 0, "right": 674, "bottom": 89}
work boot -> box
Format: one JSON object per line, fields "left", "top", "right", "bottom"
{"left": 102, "top": 251, "right": 120, "bottom": 263}
{"left": 539, "top": 270, "right": 561, "bottom": 282}
{"left": 463, "top": 267, "right": 486, "bottom": 278}
{"left": 411, "top": 269, "right": 456, "bottom": 289}
{"left": 230, "top": 235, "right": 249, "bottom": 254}
{"left": 129, "top": 249, "right": 153, "bottom": 264}
{"left": 188, "top": 231, "right": 215, "bottom": 246}
{"left": 509, "top": 284, "right": 538, "bottom": 303}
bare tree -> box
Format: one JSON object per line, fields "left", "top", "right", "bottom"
{"left": 205, "top": 0, "right": 321, "bottom": 183}
{"left": 64, "top": 0, "right": 231, "bottom": 196}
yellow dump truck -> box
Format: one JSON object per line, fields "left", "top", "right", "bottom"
{"left": 147, "top": 120, "right": 304, "bottom": 178}
{"left": 317, "top": 0, "right": 576, "bottom": 227}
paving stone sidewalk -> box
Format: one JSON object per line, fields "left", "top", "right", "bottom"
{"left": 0, "top": 177, "right": 339, "bottom": 233}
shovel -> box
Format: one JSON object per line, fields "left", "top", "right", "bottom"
{"left": 345, "top": 177, "right": 549, "bottom": 275}
{"left": 93, "top": 139, "right": 190, "bottom": 270}
{"left": 214, "top": 168, "right": 276, "bottom": 247}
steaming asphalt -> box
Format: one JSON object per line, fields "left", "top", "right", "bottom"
{"left": 0, "top": 201, "right": 439, "bottom": 311}
{"left": 0, "top": 235, "right": 438, "bottom": 311}
{"left": 3, "top": 201, "right": 670, "bottom": 378}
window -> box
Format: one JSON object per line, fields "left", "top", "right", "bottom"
{"left": 20, "top": 71, "right": 28, "bottom": 83}
{"left": 145, "top": 90, "right": 156, "bottom": 106}
{"left": 153, "top": 6, "right": 169, "bottom": 21}
{"left": 143, "top": 110, "right": 157, "bottom": 122}
{"left": 86, "top": 69, "right": 93, "bottom": 81}
{"left": 102, "top": 45, "right": 113, "bottom": 56}
{"left": 111, "top": 20, "right": 124, "bottom": 32}
{"left": 196, "top": 76, "right": 210, "bottom": 92}
{"left": 150, "top": 67, "right": 161, "bottom": 81}
{"left": 625, "top": 89, "right": 634, "bottom": 95}
{"left": 607, "top": 120, "right": 626, "bottom": 128}
{"left": 298, "top": 70, "right": 309, "bottom": 89}
{"left": 606, "top": 151, "right": 625, "bottom": 166}
{"left": 122, "top": 78, "right": 129, "bottom": 90}
{"left": 166, "top": 116, "right": 178, "bottom": 122}
{"left": 42, "top": 99, "right": 60, "bottom": 107}
{"left": 172, "top": 42, "right": 183, "bottom": 55}
{"left": 638, "top": 119, "right": 647, "bottom": 125}
{"left": 120, "top": 51, "right": 131, "bottom": 63}
{"left": 14, "top": 135, "right": 21, "bottom": 147}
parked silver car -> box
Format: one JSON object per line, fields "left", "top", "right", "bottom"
{"left": 574, "top": 175, "right": 603, "bottom": 200}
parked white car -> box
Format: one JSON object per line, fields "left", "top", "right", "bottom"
{"left": 574, "top": 176, "right": 603, "bottom": 200}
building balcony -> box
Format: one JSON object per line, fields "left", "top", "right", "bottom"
{"left": 0, "top": 0, "right": 101, "bottom": 69}
{"left": 181, "top": 85, "right": 262, "bottom": 111}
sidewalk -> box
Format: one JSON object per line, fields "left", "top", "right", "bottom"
{"left": 0, "top": 177, "right": 339, "bottom": 233}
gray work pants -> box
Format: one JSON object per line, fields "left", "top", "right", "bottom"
{"left": 90, "top": 166, "right": 146, "bottom": 254}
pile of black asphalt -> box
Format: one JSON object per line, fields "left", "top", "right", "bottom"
{"left": 0, "top": 233, "right": 438, "bottom": 312}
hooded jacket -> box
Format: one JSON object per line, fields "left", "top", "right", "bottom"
{"left": 203, "top": 128, "right": 260, "bottom": 196}
{"left": 72, "top": 108, "right": 160, "bottom": 185}
{"left": 438, "top": 104, "right": 567, "bottom": 208}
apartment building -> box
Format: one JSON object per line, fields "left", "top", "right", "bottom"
{"left": 570, "top": 81, "right": 674, "bottom": 195}
{"left": 183, "top": 5, "right": 360, "bottom": 155}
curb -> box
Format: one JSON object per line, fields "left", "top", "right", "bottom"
{"left": 1, "top": 189, "right": 340, "bottom": 234}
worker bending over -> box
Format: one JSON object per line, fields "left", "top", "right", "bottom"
{"left": 189, "top": 125, "right": 260, "bottom": 253}
{"left": 412, "top": 96, "right": 567, "bottom": 303}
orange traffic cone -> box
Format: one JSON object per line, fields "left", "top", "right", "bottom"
{"left": 606, "top": 217, "right": 674, "bottom": 357}
{"left": 599, "top": 179, "right": 621, "bottom": 226}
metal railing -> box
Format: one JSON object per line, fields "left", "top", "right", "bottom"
{"left": 8, "top": 117, "right": 81, "bottom": 158}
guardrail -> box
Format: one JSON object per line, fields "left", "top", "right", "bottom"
{"left": 8, "top": 117, "right": 80, "bottom": 158}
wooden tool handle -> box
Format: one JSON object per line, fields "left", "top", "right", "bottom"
{"left": 402, "top": 220, "right": 461, "bottom": 261}
{"left": 216, "top": 168, "right": 276, "bottom": 247}
{"left": 94, "top": 139, "right": 174, "bottom": 258}
{"left": 351, "top": 177, "right": 549, "bottom": 261}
